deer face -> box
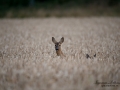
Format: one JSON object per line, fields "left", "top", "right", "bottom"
{"left": 52, "top": 37, "right": 64, "bottom": 51}
{"left": 55, "top": 43, "right": 61, "bottom": 50}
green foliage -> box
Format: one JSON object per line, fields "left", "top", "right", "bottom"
{"left": 0, "top": 0, "right": 120, "bottom": 8}
{"left": 0, "top": 0, "right": 29, "bottom": 7}
{"left": 0, "top": 0, "right": 120, "bottom": 18}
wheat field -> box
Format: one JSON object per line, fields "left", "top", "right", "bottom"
{"left": 0, "top": 17, "right": 120, "bottom": 90}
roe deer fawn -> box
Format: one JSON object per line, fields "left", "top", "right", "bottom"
{"left": 52, "top": 37, "right": 65, "bottom": 57}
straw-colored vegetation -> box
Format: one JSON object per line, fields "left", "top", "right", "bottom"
{"left": 0, "top": 17, "right": 120, "bottom": 90}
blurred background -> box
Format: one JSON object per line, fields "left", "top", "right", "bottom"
{"left": 0, "top": 0, "right": 120, "bottom": 18}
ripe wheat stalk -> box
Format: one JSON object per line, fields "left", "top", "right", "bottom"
{"left": 0, "top": 17, "right": 120, "bottom": 90}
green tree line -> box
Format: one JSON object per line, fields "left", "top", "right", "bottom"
{"left": 0, "top": 0, "right": 120, "bottom": 8}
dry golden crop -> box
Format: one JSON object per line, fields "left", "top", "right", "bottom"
{"left": 0, "top": 17, "right": 120, "bottom": 90}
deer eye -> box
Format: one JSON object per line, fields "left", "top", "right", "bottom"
{"left": 59, "top": 45, "right": 61, "bottom": 46}
{"left": 55, "top": 45, "right": 57, "bottom": 46}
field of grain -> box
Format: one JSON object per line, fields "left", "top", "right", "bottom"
{"left": 0, "top": 17, "right": 120, "bottom": 90}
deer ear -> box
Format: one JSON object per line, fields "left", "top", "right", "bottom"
{"left": 52, "top": 37, "right": 57, "bottom": 44}
{"left": 59, "top": 37, "right": 64, "bottom": 44}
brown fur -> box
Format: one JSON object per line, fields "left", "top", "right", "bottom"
{"left": 52, "top": 37, "right": 65, "bottom": 57}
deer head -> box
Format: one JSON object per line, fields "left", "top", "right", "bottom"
{"left": 52, "top": 37, "right": 65, "bottom": 56}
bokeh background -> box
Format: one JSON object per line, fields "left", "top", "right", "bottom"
{"left": 0, "top": 1, "right": 120, "bottom": 90}
{"left": 0, "top": 0, "right": 120, "bottom": 18}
